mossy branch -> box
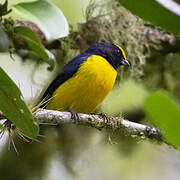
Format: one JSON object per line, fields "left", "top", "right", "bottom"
{"left": 34, "top": 109, "right": 163, "bottom": 142}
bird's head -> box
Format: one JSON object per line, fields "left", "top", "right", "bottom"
{"left": 86, "top": 42, "right": 130, "bottom": 70}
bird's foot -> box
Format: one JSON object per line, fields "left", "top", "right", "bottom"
{"left": 68, "top": 108, "right": 79, "bottom": 122}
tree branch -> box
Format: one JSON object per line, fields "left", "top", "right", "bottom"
{"left": 34, "top": 109, "right": 163, "bottom": 142}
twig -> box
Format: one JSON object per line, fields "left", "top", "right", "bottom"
{"left": 0, "top": 109, "right": 163, "bottom": 141}
{"left": 34, "top": 109, "right": 163, "bottom": 142}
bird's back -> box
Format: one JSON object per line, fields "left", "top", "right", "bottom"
{"left": 41, "top": 52, "right": 90, "bottom": 102}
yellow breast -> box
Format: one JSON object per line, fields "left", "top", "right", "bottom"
{"left": 47, "top": 55, "right": 117, "bottom": 113}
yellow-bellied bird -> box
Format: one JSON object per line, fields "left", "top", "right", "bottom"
{"left": 41, "top": 42, "right": 130, "bottom": 114}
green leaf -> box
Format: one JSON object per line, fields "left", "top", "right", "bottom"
{"left": 12, "top": 0, "right": 69, "bottom": 41}
{"left": 0, "top": 67, "right": 39, "bottom": 138}
{"left": 14, "top": 26, "right": 55, "bottom": 70}
{"left": 0, "top": 26, "right": 9, "bottom": 52}
{"left": 117, "top": 0, "right": 180, "bottom": 35}
{"left": 0, "top": 0, "right": 12, "bottom": 17}
{"left": 144, "top": 91, "right": 180, "bottom": 149}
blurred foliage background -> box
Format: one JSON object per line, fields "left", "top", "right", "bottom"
{"left": 0, "top": 0, "right": 180, "bottom": 179}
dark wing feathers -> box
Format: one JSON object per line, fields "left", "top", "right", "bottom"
{"left": 41, "top": 53, "right": 91, "bottom": 101}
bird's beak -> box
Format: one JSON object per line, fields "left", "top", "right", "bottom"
{"left": 121, "top": 59, "right": 130, "bottom": 66}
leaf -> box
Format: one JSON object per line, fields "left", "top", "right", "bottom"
{"left": 0, "top": 26, "right": 9, "bottom": 52}
{"left": 0, "top": 0, "right": 12, "bottom": 17}
{"left": 0, "top": 67, "right": 39, "bottom": 138}
{"left": 12, "top": 0, "right": 69, "bottom": 41}
{"left": 144, "top": 91, "right": 180, "bottom": 149}
{"left": 117, "top": 0, "right": 180, "bottom": 35}
{"left": 14, "top": 26, "right": 55, "bottom": 70}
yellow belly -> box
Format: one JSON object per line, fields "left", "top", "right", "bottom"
{"left": 47, "top": 55, "right": 117, "bottom": 113}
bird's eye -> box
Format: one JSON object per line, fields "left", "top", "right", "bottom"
{"left": 116, "top": 49, "right": 121, "bottom": 56}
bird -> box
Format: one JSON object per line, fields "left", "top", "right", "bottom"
{"left": 41, "top": 42, "right": 130, "bottom": 115}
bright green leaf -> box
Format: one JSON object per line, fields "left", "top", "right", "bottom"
{"left": 14, "top": 26, "right": 55, "bottom": 70}
{"left": 12, "top": 0, "right": 69, "bottom": 41}
{"left": 0, "top": 67, "right": 39, "bottom": 138}
{"left": 144, "top": 91, "right": 180, "bottom": 150}
{"left": 118, "top": 0, "right": 180, "bottom": 35}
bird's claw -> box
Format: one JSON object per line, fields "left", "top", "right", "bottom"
{"left": 68, "top": 108, "right": 79, "bottom": 122}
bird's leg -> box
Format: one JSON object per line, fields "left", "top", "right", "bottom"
{"left": 68, "top": 108, "right": 79, "bottom": 122}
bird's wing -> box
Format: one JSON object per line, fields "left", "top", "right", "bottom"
{"left": 41, "top": 53, "right": 90, "bottom": 101}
